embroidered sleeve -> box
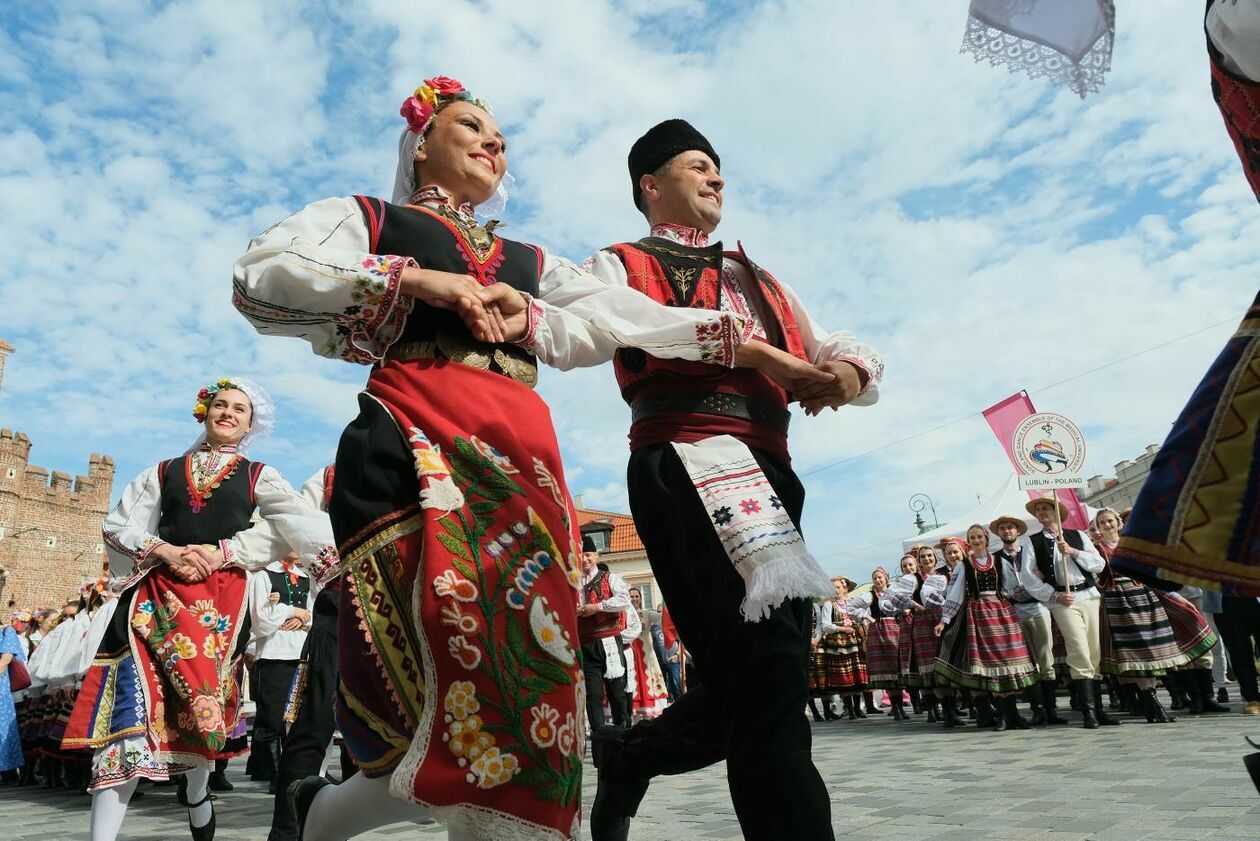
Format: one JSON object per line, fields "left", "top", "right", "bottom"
{"left": 102, "top": 466, "right": 166, "bottom": 581}
{"left": 523, "top": 249, "right": 749, "bottom": 370}
{"left": 249, "top": 570, "right": 294, "bottom": 639}
{"left": 223, "top": 514, "right": 283, "bottom": 572}
{"left": 777, "top": 278, "right": 884, "bottom": 405}
{"left": 232, "top": 196, "right": 415, "bottom": 364}
{"left": 883, "top": 574, "right": 917, "bottom": 611}
{"left": 921, "top": 574, "right": 949, "bottom": 608}
{"left": 235, "top": 466, "right": 341, "bottom": 587}
{"left": 939, "top": 566, "right": 966, "bottom": 625}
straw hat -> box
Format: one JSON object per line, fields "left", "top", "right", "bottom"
{"left": 1024, "top": 494, "right": 1069, "bottom": 520}
{"left": 989, "top": 515, "right": 1028, "bottom": 536}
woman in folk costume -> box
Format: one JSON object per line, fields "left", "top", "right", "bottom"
{"left": 1091, "top": 508, "right": 1188, "bottom": 725}
{"left": 232, "top": 77, "right": 796, "bottom": 841}
{"left": 625, "top": 588, "right": 668, "bottom": 721}
{"left": 844, "top": 566, "right": 906, "bottom": 720}
{"left": 61, "top": 378, "right": 336, "bottom": 841}
{"left": 933, "top": 527, "right": 1037, "bottom": 731}
{"left": 812, "top": 577, "right": 868, "bottom": 720}
{"left": 887, "top": 550, "right": 948, "bottom": 722}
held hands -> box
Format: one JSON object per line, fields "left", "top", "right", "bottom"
{"left": 794, "top": 360, "right": 865, "bottom": 416}
{"left": 460, "top": 283, "right": 529, "bottom": 344}
{"left": 576, "top": 603, "right": 599, "bottom": 618}
{"left": 280, "top": 607, "right": 311, "bottom": 631}
{"left": 733, "top": 342, "right": 834, "bottom": 391}
{"left": 157, "top": 543, "right": 223, "bottom": 583}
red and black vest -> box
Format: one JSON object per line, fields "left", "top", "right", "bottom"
{"left": 579, "top": 568, "right": 627, "bottom": 642}
{"left": 605, "top": 236, "right": 808, "bottom": 459}
{"left": 1207, "top": 5, "right": 1260, "bottom": 202}
{"left": 156, "top": 455, "right": 265, "bottom": 546}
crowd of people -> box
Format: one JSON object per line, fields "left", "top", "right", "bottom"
{"left": 805, "top": 499, "right": 1248, "bottom": 735}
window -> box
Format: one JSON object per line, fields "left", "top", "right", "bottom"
{"left": 585, "top": 529, "right": 611, "bottom": 553}
{"left": 4, "top": 467, "right": 14, "bottom": 480}
{"left": 95, "top": 543, "right": 104, "bottom": 554}
{"left": 45, "top": 536, "right": 56, "bottom": 549}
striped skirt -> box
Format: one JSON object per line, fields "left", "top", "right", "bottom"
{"left": 1100, "top": 579, "right": 1186, "bottom": 676}
{"left": 866, "top": 617, "right": 902, "bottom": 688}
{"left": 935, "top": 596, "right": 1036, "bottom": 693}
{"left": 1155, "top": 591, "right": 1218, "bottom": 662}
{"left": 810, "top": 630, "right": 867, "bottom": 695}
{"left": 900, "top": 608, "right": 942, "bottom": 688}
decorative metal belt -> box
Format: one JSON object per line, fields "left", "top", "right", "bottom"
{"left": 384, "top": 331, "right": 538, "bottom": 388}
{"left": 629, "top": 391, "right": 790, "bottom": 434}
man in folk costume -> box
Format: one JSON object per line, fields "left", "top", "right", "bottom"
{"left": 991, "top": 514, "right": 1068, "bottom": 726}
{"left": 581, "top": 119, "right": 884, "bottom": 841}
{"left": 578, "top": 540, "right": 632, "bottom": 730}
{"left": 247, "top": 546, "right": 313, "bottom": 792}
{"left": 1016, "top": 496, "right": 1119, "bottom": 729}
{"left": 62, "top": 379, "right": 337, "bottom": 841}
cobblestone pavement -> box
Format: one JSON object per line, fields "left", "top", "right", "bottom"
{"left": 4, "top": 702, "right": 1259, "bottom": 840}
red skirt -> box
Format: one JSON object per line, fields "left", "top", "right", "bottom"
{"left": 334, "top": 359, "right": 583, "bottom": 841}
{"left": 63, "top": 567, "right": 249, "bottom": 787}
{"left": 934, "top": 597, "right": 1036, "bottom": 693}
{"left": 901, "top": 608, "right": 941, "bottom": 687}
{"left": 1155, "top": 591, "right": 1218, "bottom": 662}
{"left": 810, "top": 630, "right": 867, "bottom": 695}
{"left": 628, "top": 638, "right": 667, "bottom": 718}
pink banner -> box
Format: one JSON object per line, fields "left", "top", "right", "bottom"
{"left": 982, "top": 392, "right": 1090, "bottom": 530}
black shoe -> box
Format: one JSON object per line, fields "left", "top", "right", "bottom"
{"left": 289, "top": 776, "right": 332, "bottom": 841}
{"left": 208, "top": 771, "right": 233, "bottom": 792}
{"left": 973, "top": 696, "right": 995, "bottom": 728}
{"left": 1165, "top": 674, "right": 1190, "bottom": 710}
{"left": 941, "top": 703, "right": 964, "bottom": 728}
{"left": 1027, "top": 685, "right": 1046, "bottom": 726}
{"left": 589, "top": 727, "right": 647, "bottom": 841}
{"left": 1141, "top": 687, "right": 1175, "bottom": 723}
{"left": 1004, "top": 695, "right": 1032, "bottom": 730}
{"left": 909, "top": 690, "right": 922, "bottom": 715}
{"left": 187, "top": 790, "right": 216, "bottom": 841}
{"left": 1218, "top": 686, "right": 1229, "bottom": 704}
{"left": 1074, "top": 680, "right": 1098, "bottom": 729}
{"left": 851, "top": 698, "right": 867, "bottom": 719}
{"left": 891, "top": 701, "right": 907, "bottom": 721}
{"left": 1041, "top": 681, "right": 1070, "bottom": 725}
{"left": 177, "top": 773, "right": 189, "bottom": 806}
{"left": 864, "top": 693, "right": 880, "bottom": 714}
{"left": 992, "top": 698, "right": 1007, "bottom": 732}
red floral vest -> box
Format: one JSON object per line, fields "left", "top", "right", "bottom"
{"left": 606, "top": 237, "right": 807, "bottom": 459}
{"left": 1208, "top": 24, "right": 1260, "bottom": 201}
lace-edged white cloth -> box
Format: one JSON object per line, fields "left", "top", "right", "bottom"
{"left": 962, "top": 0, "right": 1116, "bottom": 99}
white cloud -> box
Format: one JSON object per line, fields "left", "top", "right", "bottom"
{"left": 0, "top": 0, "right": 1255, "bottom": 587}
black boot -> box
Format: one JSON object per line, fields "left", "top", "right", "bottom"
{"left": 891, "top": 696, "right": 907, "bottom": 721}
{"left": 1106, "top": 677, "right": 1123, "bottom": 710}
{"left": 1075, "top": 680, "right": 1098, "bottom": 729}
{"left": 1140, "top": 687, "right": 1175, "bottom": 723}
{"left": 864, "top": 691, "right": 880, "bottom": 714}
{"left": 1042, "top": 681, "right": 1069, "bottom": 725}
{"left": 1123, "top": 683, "right": 1143, "bottom": 714}
{"left": 1192, "top": 669, "right": 1229, "bottom": 713}
{"left": 1165, "top": 673, "right": 1190, "bottom": 710}
{"left": 289, "top": 776, "right": 331, "bottom": 841}
{"left": 973, "top": 694, "right": 995, "bottom": 728}
{"left": 808, "top": 697, "right": 824, "bottom": 723}
{"left": 1004, "top": 695, "right": 1032, "bottom": 730}
{"left": 851, "top": 696, "right": 867, "bottom": 719}
{"left": 1027, "top": 684, "right": 1046, "bottom": 726}
{"left": 925, "top": 693, "right": 939, "bottom": 723}
{"left": 991, "top": 694, "right": 1007, "bottom": 732}
{"left": 1218, "top": 685, "right": 1229, "bottom": 704}
{"left": 1093, "top": 680, "right": 1122, "bottom": 725}
{"left": 824, "top": 698, "right": 841, "bottom": 721}
{"left": 941, "top": 700, "right": 964, "bottom": 728}
{"left": 909, "top": 689, "right": 922, "bottom": 715}
{"left": 590, "top": 726, "right": 648, "bottom": 841}
{"left": 209, "top": 758, "right": 233, "bottom": 792}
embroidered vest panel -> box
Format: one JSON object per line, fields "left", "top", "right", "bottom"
{"left": 356, "top": 197, "right": 543, "bottom": 349}
{"left": 156, "top": 457, "right": 261, "bottom": 546}
{"left": 578, "top": 570, "right": 627, "bottom": 641}
{"left": 1031, "top": 530, "right": 1092, "bottom": 588}
{"left": 963, "top": 559, "right": 1003, "bottom": 598}
{"left": 870, "top": 595, "right": 885, "bottom": 620}
{"left": 1208, "top": 26, "right": 1260, "bottom": 202}
{"left": 265, "top": 568, "right": 311, "bottom": 607}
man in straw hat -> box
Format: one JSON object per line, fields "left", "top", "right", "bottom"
{"left": 991, "top": 514, "right": 1068, "bottom": 726}
{"left": 1016, "top": 496, "right": 1118, "bottom": 729}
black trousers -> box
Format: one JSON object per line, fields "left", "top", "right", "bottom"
{"left": 251, "top": 658, "right": 299, "bottom": 781}
{"left": 612, "top": 443, "right": 833, "bottom": 841}
{"left": 1216, "top": 597, "right": 1260, "bottom": 702}
{"left": 269, "top": 586, "right": 342, "bottom": 841}
{"left": 583, "top": 639, "right": 630, "bottom": 729}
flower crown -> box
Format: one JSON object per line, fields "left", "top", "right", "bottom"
{"left": 78, "top": 576, "right": 110, "bottom": 599}
{"left": 193, "top": 378, "right": 244, "bottom": 422}
{"left": 399, "top": 75, "right": 490, "bottom": 137}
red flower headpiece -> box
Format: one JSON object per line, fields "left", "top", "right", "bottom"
{"left": 399, "top": 75, "right": 490, "bottom": 137}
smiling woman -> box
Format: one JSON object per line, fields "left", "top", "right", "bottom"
{"left": 61, "top": 377, "right": 336, "bottom": 841}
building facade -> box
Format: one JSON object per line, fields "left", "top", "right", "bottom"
{"left": 1081, "top": 443, "right": 1161, "bottom": 513}
{"left": 577, "top": 506, "right": 662, "bottom": 609}
{"left": 0, "top": 341, "right": 114, "bottom": 609}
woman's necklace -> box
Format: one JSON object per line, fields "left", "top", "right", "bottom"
{"left": 972, "top": 552, "right": 995, "bottom": 571}
{"left": 186, "top": 450, "right": 242, "bottom": 514}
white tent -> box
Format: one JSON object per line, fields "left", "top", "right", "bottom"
{"left": 900, "top": 474, "right": 1099, "bottom": 553}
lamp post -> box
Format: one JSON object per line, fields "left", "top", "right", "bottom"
{"left": 908, "top": 493, "right": 941, "bottom": 535}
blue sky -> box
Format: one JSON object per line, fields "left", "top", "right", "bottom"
{"left": 0, "top": 0, "right": 1256, "bottom": 582}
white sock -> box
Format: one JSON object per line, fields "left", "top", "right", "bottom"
{"left": 89, "top": 778, "right": 138, "bottom": 841}
{"left": 305, "top": 772, "right": 431, "bottom": 841}
{"left": 184, "top": 768, "right": 213, "bottom": 828}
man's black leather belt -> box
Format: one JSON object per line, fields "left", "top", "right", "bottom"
{"left": 1052, "top": 583, "right": 1093, "bottom": 593}
{"left": 630, "top": 391, "right": 790, "bottom": 434}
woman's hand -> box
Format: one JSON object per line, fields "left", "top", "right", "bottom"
{"left": 459, "top": 283, "right": 524, "bottom": 343}
{"left": 934, "top": 622, "right": 946, "bottom": 637}
{"left": 733, "top": 342, "right": 834, "bottom": 392}
{"left": 180, "top": 545, "right": 225, "bottom": 581}
{"left": 400, "top": 267, "right": 485, "bottom": 312}
{"left": 154, "top": 543, "right": 204, "bottom": 582}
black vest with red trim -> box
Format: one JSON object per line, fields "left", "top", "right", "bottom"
{"left": 353, "top": 195, "right": 543, "bottom": 349}
{"left": 605, "top": 236, "right": 807, "bottom": 458}
{"left": 1208, "top": 2, "right": 1260, "bottom": 202}
{"left": 962, "top": 555, "right": 1004, "bottom": 599}
{"left": 1030, "top": 530, "right": 1095, "bottom": 590}
{"left": 156, "top": 455, "right": 264, "bottom": 546}
{"left": 265, "top": 568, "right": 311, "bottom": 607}
{"left": 579, "top": 568, "right": 627, "bottom": 642}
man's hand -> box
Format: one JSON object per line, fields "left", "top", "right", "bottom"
{"left": 281, "top": 617, "right": 304, "bottom": 631}
{"left": 733, "top": 342, "right": 834, "bottom": 391}
{"left": 181, "top": 545, "right": 225, "bottom": 579}
{"left": 155, "top": 543, "right": 204, "bottom": 582}
{"left": 794, "top": 360, "right": 865, "bottom": 416}
{"left": 400, "top": 267, "right": 486, "bottom": 314}
{"left": 1054, "top": 593, "right": 1075, "bottom": 606}
{"left": 459, "top": 283, "right": 526, "bottom": 344}
{"left": 1056, "top": 538, "right": 1078, "bottom": 557}
{"left": 577, "top": 603, "right": 598, "bottom": 618}
{"left": 267, "top": 592, "right": 281, "bottom": 604}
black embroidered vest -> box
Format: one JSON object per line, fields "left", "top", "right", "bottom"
{"left": 265, "top": 569, "right": 311, "bottom": 607}
{"left": 355, "top": 197, "right": 541, "bottom": 373}
{"left": 963, "top": 557, "right": 1004, "bottom": 598}
{"left": 156, "top": 456, "right": 263, "bottom": 546}
{"left": 1031, "top": 530, "right": 1094, "bottom": 589}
